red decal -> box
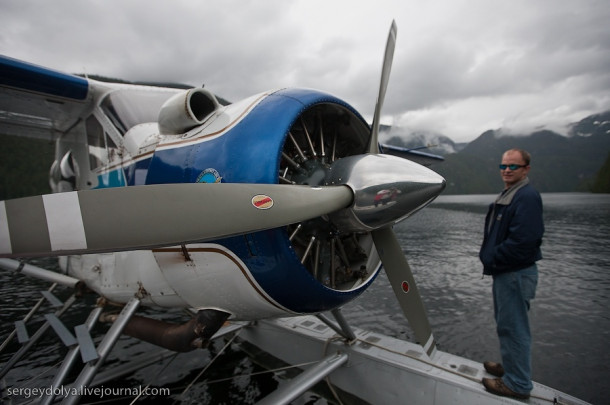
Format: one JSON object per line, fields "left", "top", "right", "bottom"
{"left": 252, "top": 195, "right": 274, "bottom": 210}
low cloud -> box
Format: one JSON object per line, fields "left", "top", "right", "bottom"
{"left": 1, "top": 0, "right": 608, "bottom": 142}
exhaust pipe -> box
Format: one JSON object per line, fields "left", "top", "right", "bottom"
{"left": 101, "top": 308, "right": 230, "bottom": 352}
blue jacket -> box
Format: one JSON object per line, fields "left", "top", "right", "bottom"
{"left": 479, "top": 178, "right": 544, "bottom": 275}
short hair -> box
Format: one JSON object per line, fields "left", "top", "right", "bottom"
{"left": 505, "top": 148, "right": 531, "bottom": 165}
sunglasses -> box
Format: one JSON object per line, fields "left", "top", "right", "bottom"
{"left": 499, "top": 164, "right": 527, "bottom": 170}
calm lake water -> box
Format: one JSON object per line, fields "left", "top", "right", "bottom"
{"left": 345, "top": 192, "right": 610, "bottom": 405}
{"left": 1, "top": 193, "right": 608, "bottom": 404}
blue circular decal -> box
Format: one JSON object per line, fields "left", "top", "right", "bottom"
{"left": 197, "top": 168, "right": 222, "bottom": 183}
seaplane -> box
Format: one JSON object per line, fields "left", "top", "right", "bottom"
{"left": 0, "top": 22, "right": 589, "bottom": 404}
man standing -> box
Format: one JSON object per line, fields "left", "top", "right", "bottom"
{"left": 479, "top": 148, "right": 544, "bottom": 399}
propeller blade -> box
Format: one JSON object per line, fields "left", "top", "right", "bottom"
{"left": 368, "top": 20, "right": 397, "bottom": 154}
{"left": 371, "top": 226, "right": 437, "bottom": 358}
{"left": 0, "top": 183, "right": 353, "bottom": 258}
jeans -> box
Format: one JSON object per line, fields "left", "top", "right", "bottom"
{"left": 492, "top": 264, "right": 538, "bottom": 394}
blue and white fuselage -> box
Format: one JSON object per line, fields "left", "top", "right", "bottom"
{"left": 0, "top": 55, "right": 444, "bottom": 323}
{"left": 58, "top": 82, "right": 381, "bottom": 320}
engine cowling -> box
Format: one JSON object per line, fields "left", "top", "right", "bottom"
{"left": 147, "top": 88, "right": 382, "bottom": 315}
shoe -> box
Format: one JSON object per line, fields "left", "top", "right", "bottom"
{"left": 482, "top": 377, "right": 530, "bottom": 400}
{"left": 483, "top": 361, "right": 505, "bottom": 377}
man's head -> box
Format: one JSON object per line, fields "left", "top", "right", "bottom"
{"left": 499, "top": 149, "right": 531, "bottom": 188}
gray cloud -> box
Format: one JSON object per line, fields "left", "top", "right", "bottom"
{"left": 1, "top": 0, "right": 609, "bottom": 142}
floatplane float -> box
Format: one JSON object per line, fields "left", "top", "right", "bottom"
{"left": 0, "top": 22, "right": 589, "bottom": 404}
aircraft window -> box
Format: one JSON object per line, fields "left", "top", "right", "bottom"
{"left": 86, "top": 116, "right": 106, "bottom": 170}
{"left": 100, "top": 88, "right": 179, "bottom": 135}
{"left": 106, "top": 133, "right": 120, "bottom": 161}
{"left": 86, "top": 116, "right": 123, "bottom": 170}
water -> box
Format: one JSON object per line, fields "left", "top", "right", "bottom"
{"left": 344, "top": 192, "right": 610, "bottom": 405}
{"left": 1, "top": 193, "right": 608, "bottom": 404}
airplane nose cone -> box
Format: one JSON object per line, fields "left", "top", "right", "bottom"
{"left": 325, "top": 154, "right": 446, "bottom": 232}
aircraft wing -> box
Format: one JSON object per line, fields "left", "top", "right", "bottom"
{"left": 0, "top": 55, "right": 95, "bottom": 140}
{"left": 380, "top": 143, "right": 444, "bottom": 166}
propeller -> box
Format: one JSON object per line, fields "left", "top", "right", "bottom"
{"left": 0, "top": 183, "right": 352, "bottom": 258}
{"left": 367, "top": 20, "right": 439, "bottom": 357}
{"left": 290, "top": 20, "right": 441, "bottom": 357}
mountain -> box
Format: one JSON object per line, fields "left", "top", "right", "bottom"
{"left": 381, "top": 128, "right": 465, "bottom": 156}
{"left": 0, "top": 134, "right": 55, "bottom": 199}
{"left": 591, "top": 152, "right": 610, "bottom": 193}
{"left": 419, "top": 111, "right": 610, "bottom": 194}
{"left": 568, "top": 111, "right": 610, "bottom": 138}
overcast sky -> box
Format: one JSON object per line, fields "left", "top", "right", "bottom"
{"left": 1, "top": 0, "right": 609, "bottom": 142}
